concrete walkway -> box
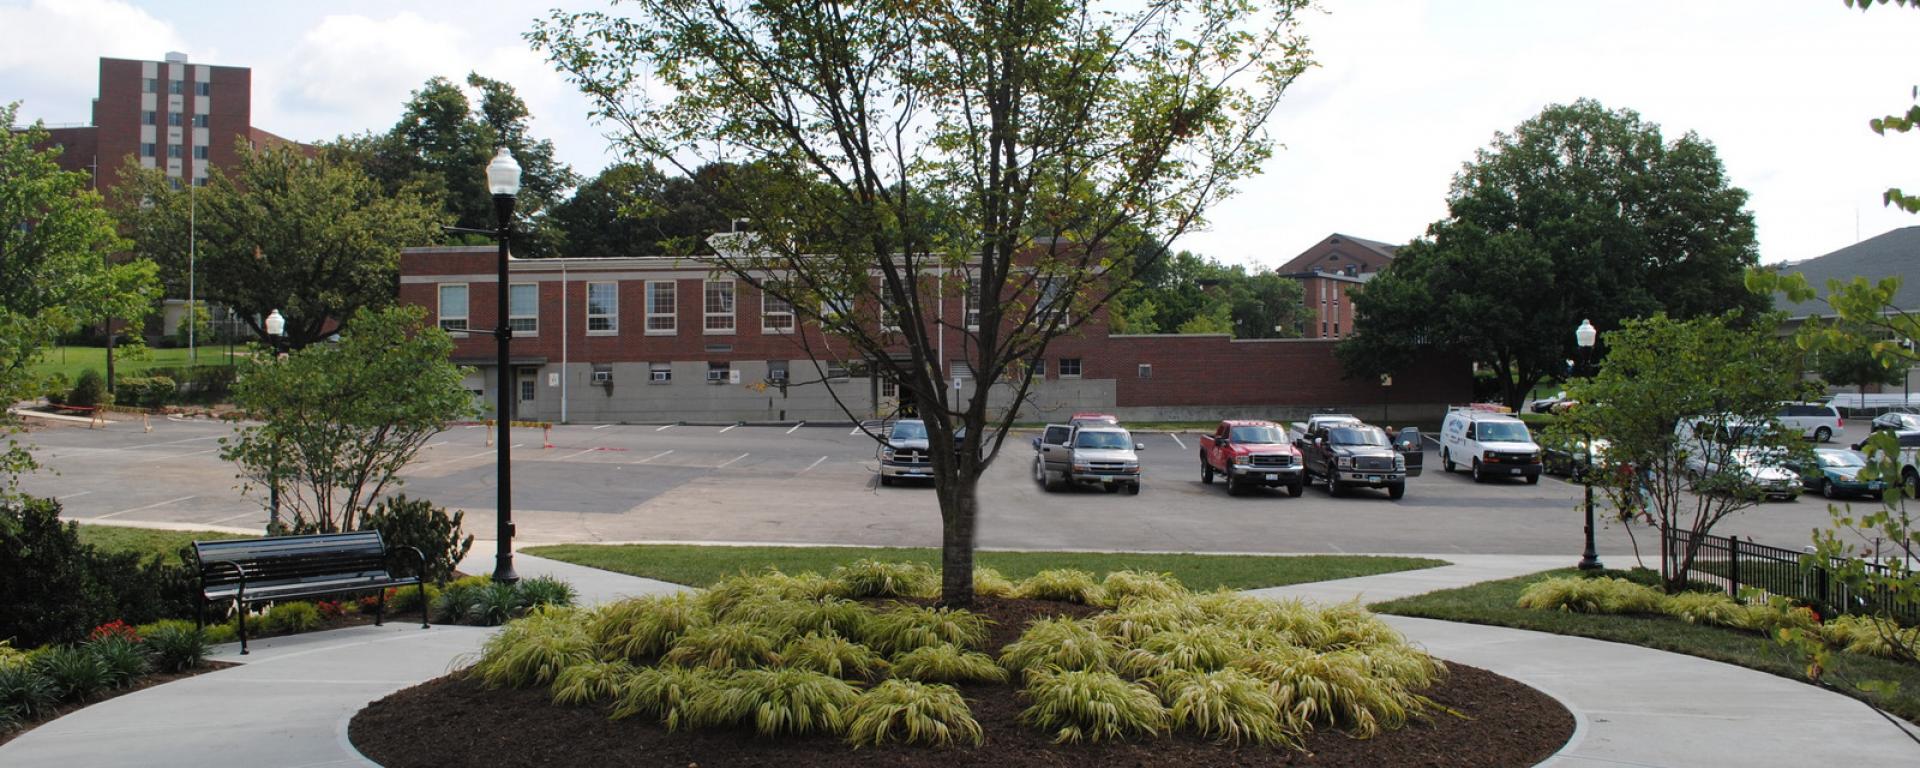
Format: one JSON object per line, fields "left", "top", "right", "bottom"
{"left": 3, "top": 553, "right": 1918, "bottom": 767}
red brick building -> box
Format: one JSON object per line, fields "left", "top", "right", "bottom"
{"left": 1277, "top": 233, "right": 1400, "bottom": 340}
{"left": 399, "top": 243, "right": 1469, "bottom": 425}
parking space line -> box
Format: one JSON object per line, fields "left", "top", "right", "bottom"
{"left": 801, "top": 455, "right": 828, "bottom": 473}
{"left": 1168, "top": 433, "right": 1186, "bottom": 450}
{"left": 61, "top": 491, "right": 93, "bottom": 500}
{"left": 849, "top": 425, "right": 862, "bottom": 436}
{"left": 716, "top": 452, "right": 750, "bottom": 469}
{"left": 513, "top": 443, "right": 524, "bottom": 448}
{"left": 787, "top": 422, "right": 806, "bottom": 434}
{"left": 636, "top": 450, "right": 674, "bottom": 464}
{"left": 90, "top": 495, "right": 198, "bottom": 520}
{"left": 656, "top": 424, "right": 675, "bottom": 432}
{"left": 559, "top": 448, "right": 599, "bottom": 461}
{"left": 594, "top": 424, "right": 614, "bottom": 430}
{"left": 133, "top": 447, "right": 220, "bottom": 463}
{"left": 720, "top": 424, "right": 739, "bottom": 433}
{"left": 424, "top": 441, "right": 447, "bottom": 449}
{"left": 126, "top": 435, "right": 225, "bottom": 449}
{"left": 451, "top": 450, "right": 493, "bottom": 462}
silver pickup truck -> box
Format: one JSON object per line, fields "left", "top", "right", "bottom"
{"left": 1032, "top": 423, "right": 1145, "bottom": 494}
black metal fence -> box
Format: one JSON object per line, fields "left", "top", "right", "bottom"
{"left": 1664, "top": 528, "right": 1918, "bottom": 623}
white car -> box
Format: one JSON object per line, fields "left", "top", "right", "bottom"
{"left": 1774, "top": 402, "right": 1842, "bottom": 443}
{"left": 1675, "top": 417, "right": 1799, "bottom": 501}
{"left": 1439, "top": 407, "right": 1542, "bottom": 484}
{"left": 1871, "top": 410, "right": 1920, "bottom": 434}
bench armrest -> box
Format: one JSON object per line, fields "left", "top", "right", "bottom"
{"left": 389, "top": 545, "right": 429, "bottom": 581}
{"left": 199, "top": 558, "right": 248, "bottom": 591}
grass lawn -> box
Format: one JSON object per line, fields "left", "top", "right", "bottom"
{"left": 77, "top": 523, "right": 250, "bottom": 565}
{"left": 1371, "top": 567, "right": 1920, "bottom": 724}
{"left": 524, "top": 543, "right": 1446, "bottom": 592}
{"left": 27, "top": 345, "right": 242, "bottom": 382}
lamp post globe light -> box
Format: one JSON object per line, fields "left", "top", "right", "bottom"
{"left": 1575, "top": 318, "right": 1604, "bottom": 571}
{"left": 487, "top": 148, "right": 522, "bottom": 583}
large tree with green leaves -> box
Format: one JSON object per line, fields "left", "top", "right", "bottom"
{"left": 549, "top": 161, "right": 748, "bottom": 259}
{"left": 116, "top": 144, "right": 440, "bottom": 348}
{"left": 532, "top": 0, "right": 1312, "bottom": 605}
{"left": 1110, "top": 251, "right": 1311, "bottom": 338}
{"left": 0, "top": 102, "right": 160, "bottom": 494}
{"left": 1340, "top": 99, "right": 1765, "bottom": 409}
{"left": 220, "top": 305, "right": 473, "bottom": 534}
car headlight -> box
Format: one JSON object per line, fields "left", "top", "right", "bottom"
{"left": 1484, "top": 450, "right": 1497, "bottom": 460}
{"left": 1337, "top": 456, "right": 1353, "bottom": 468}
{"left": 1073, "top": 463, "right": 1090, "bottom": 472}
{"left": 1232, "top": 455, "right": 1250, "bottom": 465}
{"left": 882, "top": 448, "right": 896, "bottom": 461}
{"left": 1395, "top": 455, "right": 1406, "bottom": 470}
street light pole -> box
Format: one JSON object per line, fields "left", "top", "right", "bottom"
{"left": 1575, "top": 318, "right": 1604, "bottom": 571}
{"left": 264, "top": 308, "right": 287, "bottom": 534}
{"left": 485, "top": 149, "right": 522, "bottom": 583}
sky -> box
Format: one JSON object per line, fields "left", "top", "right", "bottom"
{"left": 4, "top": 0, "right": 1920, "bottom": 269}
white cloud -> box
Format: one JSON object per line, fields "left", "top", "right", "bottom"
{"left": 0, "top": 0, "right": 184, "bottom": 124}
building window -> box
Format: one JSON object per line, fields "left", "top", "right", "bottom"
{"left": 438, "top": 284, "right": 468, "bottom": 331}
{"left": 881, "top": 377, "right": 898, "bottom": 398}
{"left": 169, "top": 80, "right": 183, "bottom": 95}
{"left": 520, "top": 374, "right": 536, "bottom": 402}
{"left": 1321, "top": 321, "right": 1328, "bottom": 338}
{"left": 168, "top": 145, "right": 182, "bottom": 158}
{"left": 762, "top": 291, "right": 794, "bottom": 333}
{"left": 167, "top": 112, "right": 182, "bottom": 127}
{"left": 143, "top": 78, "right": 156, "bottom": 93}
{"left": 1059, "top": 358, "right": 1082, "bottom": 378}
{"left": 1034, "top": 358, "right": 1047, "bottom": 378}
{"left": 1138, "top": 364, "right": 1153, "bottom": 379}
{"left": 821, "top": 288, "right": 853, "bottom": 323}
{"left": 880, "top": 291, "right": 902, "bottom": 333}
{"left": 966, "top": 279, "right": 981, "bottom": 329}
{"left": 140, "top": 143, "right": 156, "bottom": 158}
{"left": 508, "top": 283, "right": 538, "bottom": 333}
{"left": 143, "top": 110, "right": 156, "bottom": 125}
{"left": 193, "top": 177, "right": 207, "bottom": 187}
{"left": 644, "top": 280, "right": 675, "bottom": 333}
{"left": 768, "top": 360, "right": 788, "bottom": 384}
{"left": 196, "top": 82, "right": 210, "bottom": 96}
{"left": 649, "top": 362, "right": 672, "bottom": 383}
{"left": 1037, "top": 277, "right": 1069, "bottom": 327}
{"left": 704, "top": 280, "right": 735, "bottom": 333}
{"left": 193, "top": 114, "right": 208, "bottom": 128}
{"left": 706, "top": 361, "right": 732, "bottom": 384}
{"left": 826, "top": 361, "right": 850, "bottom": 380}
{"left": 1332, "top": 322, "right": 1339, "bottom": 337}
{"left": 192, "top": 146, "right": 208, "bottom": 160}
{"left": 587, "top": 282, "right": 618, "bottom": 332}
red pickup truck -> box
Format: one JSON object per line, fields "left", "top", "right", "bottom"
{"left": 1198, "top": 420, "right": 1305, "bottom": 497}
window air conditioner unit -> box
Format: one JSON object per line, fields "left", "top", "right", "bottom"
{"left": 650, "top": 370, "right": 671, "bottom": 383}
{"left": 592, "top": 370, "right": 613, "bottom": 384}
{"left": 707, "top": 369, "right": 728, "bottom": 383}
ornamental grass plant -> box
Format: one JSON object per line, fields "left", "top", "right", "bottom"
{"left": 781, "top": 633, "right": 890, "bottom": 681}
{"left": 471, "top": 605, "right": 593, "bottom": 689}
{"left": 589, "top": 593, "right": 709, "bottom": 661}
{"left": 1018, "top": 668, "right": 1167, "bottom": 744}
{"left": 1015, "top": 568, "right": 1105, "bottom": 605}
{"left": 662, "top": 622, "right": 786, "bottom": 670}
{"left": 843, "top": 679, "right": 983, "bottom": 748}
{"left": 861, "top": 605, "right": 990, "bottom": 655}
{"left": 831, "top": 560, "right": 938, "bottom": 599}
{"left": 998, "top": 617, "right": 1113, "bottom": 679}
{"left": 1516, "top": 575, "right": 1664, "bottom": 615}
{"left": 889, "top": 643, "right": 1007, "bottom": 685}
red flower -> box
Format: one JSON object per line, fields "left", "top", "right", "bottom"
{"left": 90, "top": 620, "right": 140, "bottom": 643}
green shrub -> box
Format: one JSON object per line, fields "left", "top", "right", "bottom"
{"left": 202, "top": 622, "right": 236, "bottom": 645}
{"left": 1822, "top": 614, "right": 1920, "bottom": 660}
{"left": 470, "top": 605, "right": 593, "bottom": 689}
{"left": 1233, "top": 645, "right": 1436, "bottom": 738}
{"left": 1016, "top": 569, "right": 1105, "bottom": 604}
{"left": 68, "top": 369, "right": 108, "bottom": 408}
{"left": 517, "top": 576, "right": 577, "bottom": 611}
{"left": 1660, "top": 591, "right": 1748, "bottom": 628}
{"left": 360, "top": 495, "right": 474, "bottom": 584}
{"left": 0, "top": 497, "right": 116, "bottom": 647}
{"left": 663, "top": 623, "right": 785, "bottom": 670}
{"left": 1091, "top": 599, "right": 1204, "bottom": 647}
{"left": 1117, "top": 625, "right": 1248, "bottom": 678}
{"left": 781, "top": 633, "right": 889, "bottom": 681}
{"left": 139, "top": 621, "right": 211, "bottom": 672}
{"left": 550, "top": 659, "right": 637, "bottom": 706}
{"left": 34, "top": 646, "right": 109, "bottom": 702}
{"left": 1101, "top": 570, "right": 1186, "bottom": 604}
{"left": 1516, "top": 576, "right": 1664, "bottom": 615}
{"left": 590, "top": 593, "right": 709, "bottom": 662}
{"left": 831, "top": 560, "right": 938, "bottom": 599}
{"left": 0, "top": 641, "right": 26, "bottom": 670}
{"left": 1738, "top": 593, "right": 1822, "bottom": 636}
{"left": 433, "top": 577, "right": 493, "bottom": 624}
{"left": 467, "top": 583, "right": 525, "bottom": 626}
{"left": 1154, "top": 668, "right": 1297, "bottom": 747}
{"left": 999, "top": 617, "right": 1113, "bottom": 679}
{"left": 682, "top": 667, "right": 860, "bottom": 737}
{"left": 265, "top": 602, "right": 322, "bottom": 633}
{"left": 891, "top": 643, "right": 1006, "bottom": 684}
{"left": 844, "top": 679, "right": 983, "bottom": 748}
{"left": 87, "top": 635, "right": 151, "bottom": 687}
{"left": 760, "top": 596, "right": 873, "bottom": 639}
{"left": 610, "top": 665, "right": 727, "bottom": 724}
{"left": 113, "top": 376, "right": 176, "bottom": 408}
{"left": 862, "top": 605, "right": 991, "bottom": 655}
{"left": 386, "top": 583, "right": 441, "bottom": 615}
{"left": 1019, "top": 668, "right": 1167, "bottom": 744}
{"left": 973, "top": 567, "right": 1017, "bottom": 598}
{"left": 0, "top": 663, "right": 57, "bottom": 723}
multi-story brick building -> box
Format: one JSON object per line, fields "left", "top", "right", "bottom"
{"left": 398, "top": 242, "right": 1469, "bottom": 425}
{"left": 1277, "top": 233, "right": 1400, "bottom": 340}
{"left": 30, "top": 52, "right": 302, "bottom": 192}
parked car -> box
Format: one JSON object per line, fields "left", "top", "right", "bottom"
{"left": 1542, "top": 434, "right": 1610, "bottom": 480}
{"left": 1871, "top": 410, "right": 1920, "bottom": 433}
{"left": 1439, "top": 406, "right": 1543, "bottom": 484}
{"left": 1850, "top": 428, "right": 1920, "bottom": 499}
{"left": 1674, "top": 417, "right": 1800, "bottom": 501}
{"left": 877, "top": 419, "right": 932, "bottom": 486}
{"left": 1528, "top": 392, "right": 1569, "bottom": 414}
{"left": 1775, "top": 402, "right": 1842, "bottom": 443}
{"left": 1069, "top": 412, "right": 1121, "bottom": 427}
{"left": 1198, "top": 420, "right": 1305, "bottom": 497}
{"left": 1298, "top": 423, "right": 1408, "bottom": 499}
{"left": 1034, "top": 423, "right": 1144, "bottom": 494}
{"left": 1793, "top": 448, "right": 1885, "bottom": 500}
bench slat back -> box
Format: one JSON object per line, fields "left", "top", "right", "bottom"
{"left": 194, "top": 531, "right": 392, "bottom": 591}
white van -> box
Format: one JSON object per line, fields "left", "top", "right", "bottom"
{"left": 1440, "top": 407, "right": 1542, "bottom": 484}
{"left": 1775, "top": 402, "right": 1842, "bottom": 443}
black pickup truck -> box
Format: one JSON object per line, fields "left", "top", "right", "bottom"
{"left": 1296, "top": 422, "right": 1411, "bottom": 499}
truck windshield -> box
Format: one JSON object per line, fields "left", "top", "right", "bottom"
{"left": 1229, "top": 426, "right": 1287, "bottom": 444}
{"left": 888, "top": 421, "right": 927, "bottom": 441}
{"left": 1477, "top": 422, "right": 1531, "bottom": 442}
{"left": 1328, "top": 427, "right": 1388, "bottom": 446}
{"left": 1075, "top": 431, "right": 1133, "bottom": 450}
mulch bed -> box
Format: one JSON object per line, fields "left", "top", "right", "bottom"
{"left": 351, "top": 597, "right": 1573, "bottom": 768}
{"left": 0, "top": 660, "right": 237, "bottom": 748}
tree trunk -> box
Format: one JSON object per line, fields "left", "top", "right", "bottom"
{"left": 935, "top": 470, "right": 980, "bottom": 608}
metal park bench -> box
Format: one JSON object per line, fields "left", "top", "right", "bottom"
{"left": 193, "top": 531, "right": 428, "bottom": 654}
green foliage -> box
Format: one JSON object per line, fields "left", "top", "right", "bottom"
{"left": 222, "top": 306, "right": 473, "bottom": 534}
{"left": 831, "top": 560, "right": 937, "bottom": 599}
{"left": 999, "top": 617, "right": 1114, "bottom": 679}
{"left": 780, "top": 633, "right": 889, "bottom": 681}
{"left": 890, "top": 643, "right": 1007, "bottom": 685}
{"left": 0, "top": 662, "right": 56, "bottom": 723}
{"left": 1018, "top": 668, "right": 1168, "bottom": 744}
{"left": 471, "top": 605, "right": 593, "bottom": 689}
{"left": 862, "top": 605, "right": 990, "bottom": 655}
{"left": 1233, "top": 645, "right": 1435, "bottom": 738}
{"left": 550, "top": 658, "right": 637, "bottom": 706}
{"left": 1091, "top": 598, "right": 1205, "bottom": 647}
{"left": 972, "top": 567, "right": 1017, "bottom": 598}
{"left": 1739, "top": 594, "right": 1822, "bottom": 637}
{"left": 1516, "top": 576, "right": 1666, "bottom": 615}
{"left": 86, "top": 635, "right": 150, "bottom": 688}
{"left": 1659, "top": 592, "right": 1748, "bottom": 628}
{"left": 1117, "top": 625, "right": 1250, "bottom": 678}
{"left": 757, "top": 596, "right": 873, "bottom": 639}
{"left": 112, "top": 376, "right": 175, "bottom": 409}
{"left": 264, "top": 602, "right": 322, "bottom": 633}
{"left": 1823, "top": 615, "right": 1920, "bottom": 660}
{"left": 1101, "top": 570, "right": 1187, "bottom": 604}
{"left": 662, "top": 623, "right": 785, "bottom": 670}
{"left": 387, "top": 583, "right": 441, "bottom": 615}
{"left": 590, "top": 593, "right": 710, "bottom": 662}
{"left": 683, "top": 667, "right": 861, "bottom": 737}
{"left": 138, "top": 621, "right": 211, "bottom": 672}
{"left": 361, "top": 495, "right": 474, "bottom": 583}
{"left": 1015, "top": 569, "right": 1105, "bottom": 605}
{"left": 843, "top": 679, "right": 983, "bottom": 748}
{"left": 1154, "top": 668, "right": 1298, "bottom": 747}
{"left": 517, "top": 577, "right": 578, "bottom": 611}
{"left": 609, "top": 665, "right": 727, "bottom": 724}
{"left": 432, "top": 577, "right": 492, "bottom": 624}
{"left": 67, "top": 369, "right": 109, "bottom": 408}
{"left": 0, "top": 497, "right": 186, "bottom": 646}
{"left": 33, "top": 646, "right": 108, "bottom": 701}
{"left": 1340, "top": 99, "right": 1765, "bottom": 409}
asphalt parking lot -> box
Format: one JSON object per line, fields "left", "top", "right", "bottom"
{"left": 14, "top": 415, "right": 1876, "bottom": 559}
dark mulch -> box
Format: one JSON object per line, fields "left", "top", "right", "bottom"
{"left": 0, "top": 660, "right": 236, "bottom": 748}
{"left": 351, "top": 597, "right": 1573, "bottom": 768}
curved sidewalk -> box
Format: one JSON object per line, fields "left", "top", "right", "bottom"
{"left": 3, "top": 554, "right": 1917, "bottom": 767}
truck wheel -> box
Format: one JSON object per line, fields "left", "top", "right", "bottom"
{"left": 1032, "top": 457, "right": 1044, "bottom": 484}
{"left": 1201, "top": 460, "right": 1214, "bottom": 485}
{"left": 1287, "top": 479, "right": 1304, "bottom": 498}
{"left": 1329, "top": 478, "right": 1347, "bottom": 497}
{"left": 1388, "top": 482, "right": 1406, "bottom": 500}
{"left": 1126, "top": 483, "right": 1140, "bottom": 496}
{"left": 880, "top": 475, "right": 894, "bottom": 487}
{"left": 1525, "top": 473, "right": 1540, "bottom": 485}
{"left": 1471, "top": 460, "right": 1484, "bottom": 483}
{"left": 1442, "top": 450, "right": 1455, "bottom": 473}
{"left": 1226, "top": 476, "right": 1243, "bottom": 497}
{"left": 1043, "top": 469, "right": 1062, "bottom": 492}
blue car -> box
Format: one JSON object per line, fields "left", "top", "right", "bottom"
{"left": 1798, "top": 448, "right": 1886, "bottom": 500}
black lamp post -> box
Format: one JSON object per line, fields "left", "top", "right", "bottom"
{"left": 446, "top": 148, "right": 523, "bottom": 583}
{"left": 1575, "top": 318, "right": 1604, "bottom": 571}
{"left": 264, "top": 308, "right": 288, "bottom": 534}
